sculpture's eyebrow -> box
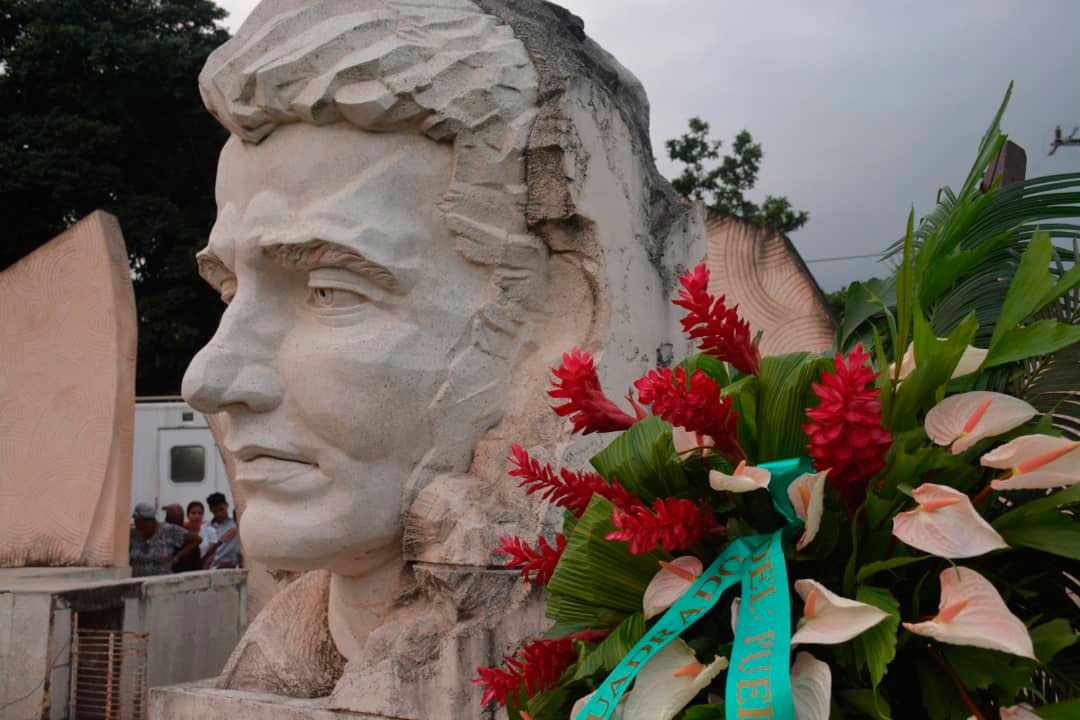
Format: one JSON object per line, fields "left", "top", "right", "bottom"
{"left": 261, "top": 239, "right": 401, "bottom": 293}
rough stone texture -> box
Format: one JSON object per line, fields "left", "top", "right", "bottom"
{"left": 705, "top": 211, "right": 837, "bottom": 356}
{"left": 0, "top": 211, "right": 136, "bottom": 568}
{"left": 166, "top": 1, "right": 704, "bottom": 718}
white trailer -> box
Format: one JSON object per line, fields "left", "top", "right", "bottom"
{"left": 132, "top": 397, "right": 232, "bottom": 515}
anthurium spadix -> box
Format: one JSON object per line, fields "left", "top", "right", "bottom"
{"left": 981, "top": 434, "right": 1080, "bottom": 490}
{"left": 622, "top": 638, "right": 728, "bottom": 720}
{"left": 924, "top": 391, "right": 1037, "bottom": 454}
{"left": 790, "top": 652, "right": 831, "bottom": 720}
{"left": 787, "top": 471, "right": 828, "bottom": 551}
{"left": 903, "top": 566, "right": 1035, "bottom": 659}
{"left": 893, "top": 342, "right": 988, "bottom": 381}
{"left": 790, "top": 579, "right": 888, "bottom": 646}
{"left": 642, "top": 556, "right": 702, "bottom": 619}
{"left": 709, "top": 460, "right": 770, "bottom": 493}
{"left": 891, "top": 483, "right": 1008, "bottom": 558}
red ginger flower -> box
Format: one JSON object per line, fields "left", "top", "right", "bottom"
{"left": 508, "top": 444, "right": 642, "bottom": 517}
{"left": 606, "top": 497, "right": 718, "bottom": 555}
{"left": 495, "top": 534, "right": 566, "bottom": 585}
{"left": 634, "top": 366, "right": 743, "bottom": 460}
{"left": 473, "top": 632, "right": 607, "bottom": 706}
{"left": 674, "top": 263, "right": 761, "bottom": 376}
{"left": 549, "top": 348, "right": 641, "bottom": 435}
{"left": 803, "top": 343, "right": 892, "bottom": 514}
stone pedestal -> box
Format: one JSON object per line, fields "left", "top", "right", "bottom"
{"left": 150, "top": 684, "right": 349, "bottom": 720}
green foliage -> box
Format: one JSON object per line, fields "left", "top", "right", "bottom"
{"left": 852, "top": 586, "right": 900, "bottom": 689}
{"left": 1030, "top": 619, "right": 1080, "bottom": 665}
{"left": 1036, "top": 699, "right": 1080, "bottom": 719}
{"left": 665, "top": 117, "right": 809, "bottom": 234}
{"left": 0, "top": 0, "right": 230, "bottom": 394}
{"left": 841, "top": 688, "right": 893, "bottom": 719}
{"left": 941, "top": 645, "right": 1036, "bottom": 698}
{"left": 547, "top": 497, "right": 669, "bottom": 629}
{"left": 835, "top": 84, "right": 1080, "bottom": 437}
{"left": 917, "top": 660, "right": 971, "bottom": 720}
{"left": 590, "top": 416, "right": 688, "bottom": 503}
{"left": 992, "top": 483, "right": 1080, "bottom": 559}
{"left": 510, "top": 85, "right": 1080, "bottom": 720}
{"left": 890, "top": 307, "right": 979, "bottom": 431}
{"left": 569, "top": 613, "right": 646, "bottom": 682}
{"left": 754, "top": 353, "right": 833, "bottom": 462}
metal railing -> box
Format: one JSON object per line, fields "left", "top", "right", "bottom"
{"left": 70, "top": 616, "right": 149, "bottom": 720}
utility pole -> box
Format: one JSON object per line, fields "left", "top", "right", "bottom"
{"left": 1049, "top": 126, "right": 1080, "bottom": 155}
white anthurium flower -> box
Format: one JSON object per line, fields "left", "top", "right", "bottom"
{"left": 709, "top": 460, "right": 771, "bottom": 493}
{"left": 623, "top": 638, "right": 728, "bottom": 720}
{"left": 981, "top": 434, "right": 1080, "bottom": 490}
{"left": 643, "top": 556, "right": 703, "bottom": 619}
{"left": 790, "top": 652, "right": 831, "bottom": 720}
{"left": 790, "top": 579, "right": 888, "bottom": 646}
{"left": 571, "top": 690, "right": 627, "bottom": 720}
{"left": 673, "top": 427, "right": 710, "bottom": 457}
{"left": 892, "top": 342, "right": 988, "bottom": 381}
{"left": 924, "top": 391, "right": 1037, "bottom": 454}
{"left": 891, "top": 483, "right": 1008, "bottom": 558}
{"left": 787, "top": 470, "right": 828, "bottom": 551}
{"left": 967, "top": 705, "right": 1041, "bottom": 720}
{"left": 730, "top": 596, "right": 740, "bottom": 634}
{"left": 903, "top": 566, "right": 1035, "bottom": 659}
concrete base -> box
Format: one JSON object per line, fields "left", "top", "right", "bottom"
{"left": 150, "top": 682, "right": 368, "bottom": 719}
{"left": 0, "top": 565, "right": 130, "bottom": 587}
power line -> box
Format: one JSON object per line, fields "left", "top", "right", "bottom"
{"left": 803, "top": 252, "right": 887, "bottom": 265}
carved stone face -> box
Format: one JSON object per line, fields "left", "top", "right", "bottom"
{"left": 182, "top": 122, "right": 488, "bottom": 575}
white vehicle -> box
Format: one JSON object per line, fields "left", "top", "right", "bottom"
{"left": 132, "top": 397, "right": 232, "bottom": 516}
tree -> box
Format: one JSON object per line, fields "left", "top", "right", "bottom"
{"left": 666, "top": 117, "right": 809, "bottom": 234}
{"left": 0, "top": 0, "right": 230, "bottom": 394}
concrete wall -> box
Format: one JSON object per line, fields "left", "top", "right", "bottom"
{"left": 0, "top": 568, "right": 246, "bottom": 719}
{"left": 0, "top": 591, "right": 55, "bottom": 720}
{"left": 136, "top": 570, "right": 246, "bottom": 687}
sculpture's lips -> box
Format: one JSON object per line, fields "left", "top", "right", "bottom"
{"left": 232, "top": 446, "right": 318, "bottom": 490}
{"left": 230, "top": 445, "right": 313, "bottom": 464}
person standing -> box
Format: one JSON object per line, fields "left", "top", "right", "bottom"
{"left": 129, "top": 503, "right": 201, "bottom": 577}
{"left": 200, "top": 492, "right": 241, "bottom": 569}
{"left": 167, "top": 503, "right": 202, "bottom": 573}
{"left": 185, "top": 500, "right": 205, "bottom": 533}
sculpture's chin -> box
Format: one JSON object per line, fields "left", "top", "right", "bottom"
{"left": 239, "top": 494, "right": 403, "bottom": 575}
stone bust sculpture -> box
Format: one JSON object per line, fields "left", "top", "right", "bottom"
{"left": 180, "top": 1, "right": 704, "bottom": 717}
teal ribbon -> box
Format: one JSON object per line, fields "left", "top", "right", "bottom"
{"left": 574, "top": 458, "right": 812, "bottom": 720}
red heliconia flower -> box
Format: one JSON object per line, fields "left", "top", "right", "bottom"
{"left": 606, "top": 497, "right": 719, "bottom": 555}
{"left": 508, "top": 445, "right": 642, "bottom": 517}
{"left": 549, "top": 348, "right": 641, "bottom": 435}
{"left": 495, "top": 534, "right": 566, "bottom": 585}
{"left": 673, "top": 263, "right": 761, "bottom": 376}
{"left": 474, "top": 635, "right": 596, "bottom": 706}
{"left": 634, "top": 366, "right": 743, "bottom": 460}
{"left": 803, "top": 343, "right": 893, "bottom": 514}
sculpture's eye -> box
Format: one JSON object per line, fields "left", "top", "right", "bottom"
{"left": 306, "top": 286, "right": 368, "bottom": 311}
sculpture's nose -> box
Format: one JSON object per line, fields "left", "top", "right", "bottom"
{"left": 182, "top": 304, "right": 283, "bottom": 415}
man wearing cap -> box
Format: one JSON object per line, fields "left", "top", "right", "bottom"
{"left": 129, "top": 503, "right": 202, "bottom": 577}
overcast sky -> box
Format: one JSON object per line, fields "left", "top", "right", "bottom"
{"left": 214, "top": 1, "right": 1080, "bottom": 291}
